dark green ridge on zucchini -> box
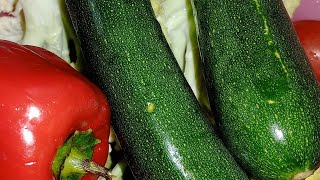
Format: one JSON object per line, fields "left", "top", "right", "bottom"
{"left": 193, "top": 0, "right": 320, "bottom": 179}
{"left": 65, "top": 0, "right": 248, "bottom": 179}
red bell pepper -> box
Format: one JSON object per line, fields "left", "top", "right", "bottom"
{"left": 0, "top": 40, "right": 111, "bottom": 180}
{"left": 293, "top": 20, "right": 320, "bottom": 82}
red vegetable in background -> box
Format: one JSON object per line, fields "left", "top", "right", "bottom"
{"left": 0, "top": 40, "right": 111, "bottom": 179}
{"left": 294, "top": 20, "right": 320, "bottom": 82}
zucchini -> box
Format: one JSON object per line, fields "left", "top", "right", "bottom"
{"left": 193, "top": 0, "right": 320, "bottom": 179}
{"left": 65, "top": 0, "right": 248, "bottom": 179}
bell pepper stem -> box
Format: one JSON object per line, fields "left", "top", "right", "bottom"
{"left": 53, "top": 130, "right": 114, "bottom": 179}
{"left": 61, "top": 147, "right": 114, "bottom": 179}
{"left": 82, "top": 159, "right": 113, "bottom": 179}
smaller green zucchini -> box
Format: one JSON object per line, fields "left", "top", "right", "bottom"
{"left": 66, "top": 0, "right": 249, "bottom": 179}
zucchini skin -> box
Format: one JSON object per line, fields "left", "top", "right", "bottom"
{"left": 194, "top": 0, "right": 320, "bottom": 179}
{"left": 65, "top": 0, "right": 248, "bottom": 179}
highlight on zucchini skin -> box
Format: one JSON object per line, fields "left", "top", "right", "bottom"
{"left": 65, "top": 0, "right": 249, "bottom": 179}
{"left": 193, "top": 0, "right": 320, "bottom": 179}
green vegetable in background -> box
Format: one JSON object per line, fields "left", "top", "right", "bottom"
{"left": 194, "top": 0, "right": 320, "bottom": 179}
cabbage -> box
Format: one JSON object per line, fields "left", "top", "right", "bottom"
{"left": 0, "top": 0, "right": 82, "bottom": 69}
{"left": 151, "top": 0, "right": 213, "bottom": 116}
{"left": 283, "top": 0, "right": 301, "bottom": 17}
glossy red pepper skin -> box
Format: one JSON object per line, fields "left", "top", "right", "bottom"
{"left": 293, "top": 20, "right": 320, "bottom": 82}
{"left": 0, "top": 40, "right": 111, "bottom": 179}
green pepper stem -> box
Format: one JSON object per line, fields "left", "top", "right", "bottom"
{"left": 52, "top": 130, "right": 113, "bottom": 179}
{"left": 60, "top": 147, "right": 114, "bottom": 179}
{"left": 82, "top": 159, "right": 113, "bottom": 180}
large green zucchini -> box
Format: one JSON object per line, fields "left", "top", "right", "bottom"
{"left": 193, "top": 0, "right": 320, "bottom": 179}
{"left": 65, "top": 0, "right": 248, "bottom": 179}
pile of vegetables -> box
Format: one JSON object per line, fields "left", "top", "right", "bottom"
{"left": 0, "top": 0, "right": 320, "bottom": 179}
